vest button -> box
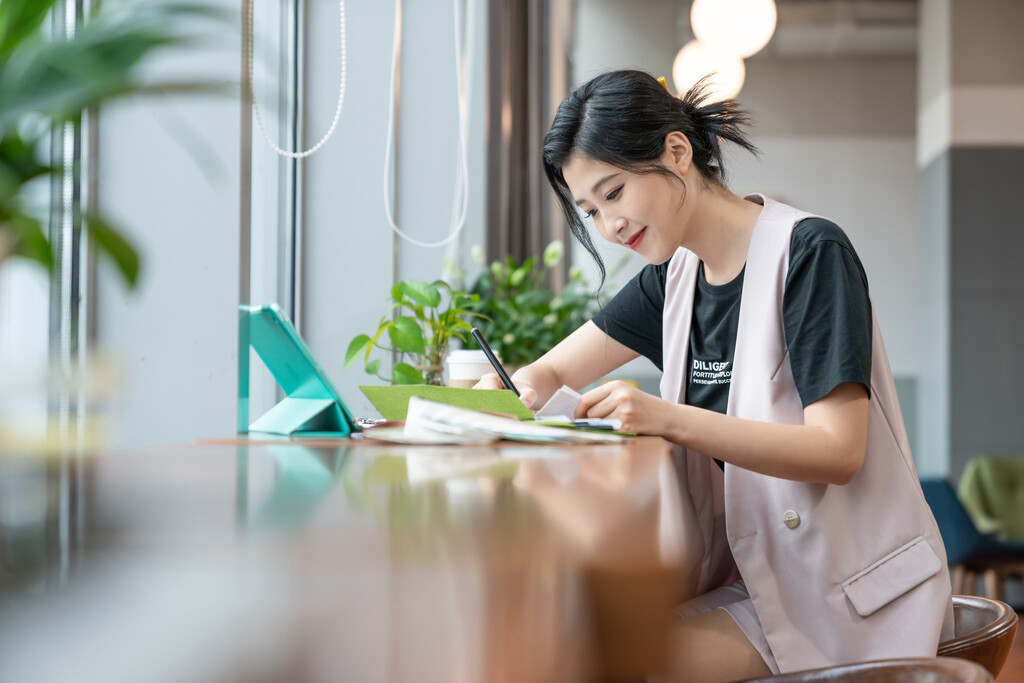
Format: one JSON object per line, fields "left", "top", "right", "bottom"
{"left": 783, "top": 510, "right": 800, "bottom": 529}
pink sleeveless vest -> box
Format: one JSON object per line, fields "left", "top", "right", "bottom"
{"left": 660, "top": 194, "right": 954, "bottom": 671}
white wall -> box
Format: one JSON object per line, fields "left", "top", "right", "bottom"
{"left": 96, "top": 0, "right": 242, "bottom": 448}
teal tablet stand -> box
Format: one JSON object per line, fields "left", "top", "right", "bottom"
{"left": 244, "top": 304, "right": 359, "bottom": 436}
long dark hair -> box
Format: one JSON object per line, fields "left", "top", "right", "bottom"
{"left": 542, "top": 69, "right": 758, "bottom": 282}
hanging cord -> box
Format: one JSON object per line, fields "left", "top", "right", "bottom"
{"left": 443, "top": 0, "right": 475, "bottom": 272}
{"left": 249, "top": 0, "right": 347, "bottom": 158}
{"left": 383, "top": 0, "right": 472, "bottom": 249}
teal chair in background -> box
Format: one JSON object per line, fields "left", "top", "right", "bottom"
{"left": 919, "top": 477, "right": 1024, "bottom": 600}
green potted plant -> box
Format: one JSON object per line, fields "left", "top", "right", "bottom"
{"left": 465, "top": 240, "right": 616, "bottom": 367}
{"left": 344, "top": 279, "right": 481, "bottom": 385}
{"left": 0, "top": 0, "right": 223, "bottom": 283}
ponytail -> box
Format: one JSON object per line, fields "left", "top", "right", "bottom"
{"left": 542, "top": 69, "right": 758, "bottom": 281}
{"left": 677, "top": 78, "right": 758, "bottom": 183}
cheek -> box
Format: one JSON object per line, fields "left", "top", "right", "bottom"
{"left": 593, "top": 217, "right": 612, "bottom": 241}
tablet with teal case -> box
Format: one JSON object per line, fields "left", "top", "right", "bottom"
{"left": 244, "top": 303, "right": 360, "bottom": 437}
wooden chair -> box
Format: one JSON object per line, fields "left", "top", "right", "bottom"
{"left": 937, "top": 594, "right": 1019, "bottom": 678}
{"left": 736, "top": 657, "right": 991, "bottom": 682}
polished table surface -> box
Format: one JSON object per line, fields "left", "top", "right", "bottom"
{"left": 0, "top": 436, "right": 703, "bottom": 682}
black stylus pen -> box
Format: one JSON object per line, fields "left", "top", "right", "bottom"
{"left": 470, "top": 327, "right": 519, "bottom": 396}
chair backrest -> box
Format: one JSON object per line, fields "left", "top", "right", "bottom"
{"left": 938, "top": 594, "right": 1019, "bottom": 677}
{"left": 736, "top": 657, "right": 991, "bottom": 682}
{"left": 959, "top": 455, "right": 1024, "bottom": 540}
{"left": 919, "top": 477, "right": 984, "bottom": 565}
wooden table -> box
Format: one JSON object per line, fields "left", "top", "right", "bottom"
{"left": 0, "top": 436, "right": 704, "bottom": 682}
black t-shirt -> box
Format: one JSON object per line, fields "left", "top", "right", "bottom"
{"left": 592, "top": 218, "right": 873, "bottom": 414}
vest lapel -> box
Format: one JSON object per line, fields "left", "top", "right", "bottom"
{"left": 727, "top": 194, "right": 809, "bottom": 426}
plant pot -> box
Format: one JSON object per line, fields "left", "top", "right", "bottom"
{"left": 414, "top": 364, "right": 445, "bottom": 386}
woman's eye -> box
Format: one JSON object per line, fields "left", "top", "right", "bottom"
{"left": 606, "top": 186, "right": 622, "bottom": 201}
{"left": 585, "top": 208, "right": 597, "bottom": 218}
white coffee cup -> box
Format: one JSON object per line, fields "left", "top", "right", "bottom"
{"left": 446, "top": 349, "right": 498, "bottom": 388}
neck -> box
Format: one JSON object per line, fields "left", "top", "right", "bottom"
{"left": 682, "top": 186, "right": 762, "bottom": 285}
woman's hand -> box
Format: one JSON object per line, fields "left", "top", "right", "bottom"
{"left": 575, "top": 380, "right": 674, "bottom": 435}
{"left": 472, "top": 372, "right": 539, "bottom": 409}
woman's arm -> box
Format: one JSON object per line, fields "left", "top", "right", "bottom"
{"left": 474, "top": 320, "right": 639, "bottom": 409}
{"left": 576, "top": 381, "right": 869, "bottom": 485}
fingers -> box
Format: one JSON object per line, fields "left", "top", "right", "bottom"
{"left": 575, "top": 381, "right": 616, "bottom": 419}
{"left": 518, "top": 386, "right": 538, "bottom": 409}
{"left": 582, "top": 392, "right": 621, "bottom": 420}
{"left": 473, "top": 373, "right": 505, "bottom": 390}
{"left": 576, "top": 381, "right": 653, "bottom": 434}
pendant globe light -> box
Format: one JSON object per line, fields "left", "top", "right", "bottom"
{"left": 671, "top": 40, "right": 745, "bottom": 102}
{"left": 690, "top": 0, "right": 778, "bottom": 59}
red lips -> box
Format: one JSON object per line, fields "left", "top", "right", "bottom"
{"left": 626, "top": 227, "right": 646, "bottom": 250}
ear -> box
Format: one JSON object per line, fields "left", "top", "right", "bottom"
{"left": 663, "top": 131, "right": 693, "bottom": 174}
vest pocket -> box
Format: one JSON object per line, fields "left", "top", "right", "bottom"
{"left": 840, "top": 536, "right": 941, "bottom": 617}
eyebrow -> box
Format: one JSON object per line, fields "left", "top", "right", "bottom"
{"left": 574, "top": 173, "right": 620, "bottom": 206}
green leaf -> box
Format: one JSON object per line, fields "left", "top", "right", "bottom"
{"left": 388, "top": 316, "right": 425, "bottom": 354}
{"left": 367, "top": 322, "right": 393, "bottom": 359}
{"left": 0, "top": 0, "right": 60, "bottom": 58}
{"left": 0, "top": 4, "right": 232, "bottom": 133}
{"left": 344, "top": 334, "right": 371, "bottom": 368}
{"left": 515, "top": 290, "right": 551, "bottom": 309}
{"left": 0, "top": 134, "right": 52, "bottom": 188}
{"left": 399, "top": 280, "right": 441, "bottom": 308}
{"left": 85, "top": 214, "right": 140, "bottom": 288}
{"left": 9, "top": 215, "right": 53, "bottom": 268}
{"left": 392, "top": 363, "right": 426, "bottom": 385}
{"left": 365, "top": 359, "right": 380, "bottom": 375}
{"left": 509, "top": 264, "right": 529, "bottom": 287}
{"left": 450, "top": 291, "right": 479, "bottom": 310}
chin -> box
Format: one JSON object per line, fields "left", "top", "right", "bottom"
{"left": 647, "top": 248, "right": 675, "bottom": 266}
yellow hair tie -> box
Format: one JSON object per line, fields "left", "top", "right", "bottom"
{"left": 657, "top": 76, "right": 669, "bottom": 92}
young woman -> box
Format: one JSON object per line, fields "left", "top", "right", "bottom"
{"left": 475, "top": 69, "right": 954, "bottom": 680}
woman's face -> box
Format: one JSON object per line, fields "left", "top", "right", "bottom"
{"left": 561, "top": 152, "right": 688, "bottom": 265}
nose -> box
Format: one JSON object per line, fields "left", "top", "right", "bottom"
{"left": 595, "top": 212, "right": 627, "bottom": 242}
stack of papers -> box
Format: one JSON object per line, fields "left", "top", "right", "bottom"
{"left": 534, "top": 385, "right": 622, "bottom": 432}
{"left": 534, "top": 385, "right": 584, "bottom": 421}
{"left": 364, "top": 397, "right": 631, "bottom": 446}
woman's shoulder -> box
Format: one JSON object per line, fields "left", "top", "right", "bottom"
{"left": 790, "top": 217, "right": 860, "bottom": 263}
{"left": 792, "top": 216, "right": 852, "bottom": 247}
{"left": 786, "top": 216, "right": 869, "bottom": 291}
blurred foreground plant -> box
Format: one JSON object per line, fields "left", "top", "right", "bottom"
{"left": 0, "top": 0, "right": 226, "bottom": 286}
{"left": 345, "top": 280, "right": 482, "bottom": 386}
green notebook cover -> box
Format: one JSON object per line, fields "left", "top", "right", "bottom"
{"left": 360, "top": 385, "right": 534, "bottom": 421}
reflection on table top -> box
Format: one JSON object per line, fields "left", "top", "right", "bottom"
{"left": 0, "top": 436, "right": 701, "bottom": 683}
